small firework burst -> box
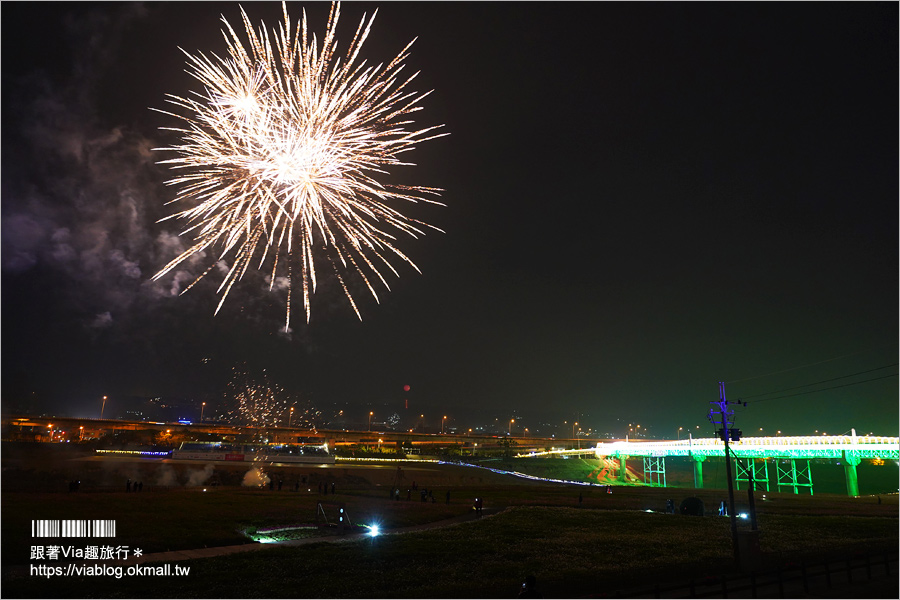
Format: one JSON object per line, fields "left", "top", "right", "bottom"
{"left": 225, "top": 367, "right": 287, "bottom": 429}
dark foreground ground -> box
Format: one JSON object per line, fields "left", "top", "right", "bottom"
{"left": 2, "top": 442, "right": 897, "bottom": 598}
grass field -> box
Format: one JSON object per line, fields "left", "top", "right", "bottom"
{"left": 2, "top": 446, "right": 897, "bottom": 598}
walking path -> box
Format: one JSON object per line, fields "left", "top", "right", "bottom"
{"left": 122, "top": 506, "right": 506, "bottom": 566}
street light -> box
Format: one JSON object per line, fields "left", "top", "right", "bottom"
{"left": 509, "top": 419, "right": 515, "bottom": 436}
{"left": 572, "top": 422, "right": 578, "bottom": 439}
{"left": 442, "top": 415, "right": 447, "bottom": 435}
{"left": 100, "top": 396, "right": 107, "bottom": 420}
{"left": 368, "top": 411, "right": 374, "bottom": 431}
{"left": 79, "top": 426, "right": 84, "bottom": 442}
{"left": 289, "top": 406, "right": 294, "bottom": 428}
{"left": 201, "top": 402, "right": 206, "bottom": 423}
{"left": 678, "top": 427, "right": 683, "bottom": 440}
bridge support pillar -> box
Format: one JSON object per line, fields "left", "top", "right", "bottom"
{"left": 617, "top": 454, "right": 629, "bottom": 483}
{"left": 643, "top": 456, "right": 666, "bottom": 487}
{"left": 776, "top": 459, "right": 814, "bottom": 495}
{"left": 842, "top": 452, "right": 861, "bottom": 497}
{"left": 691, "top": 455, "right": 706, "bottom": 489}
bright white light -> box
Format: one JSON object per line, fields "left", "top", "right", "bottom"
{"left": 738, "top": 513, "right": 749, "bottom": 519}
{"left": 368, "top": 524, "right": 380, "bottom": 537}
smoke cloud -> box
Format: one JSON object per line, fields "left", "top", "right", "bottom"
{"left": 241, "top": 467, "right": 270, "bottom": 488}
{"left": 185, "top": 464, "right": 215, "bottom": 487}
{"left": 154, "top": 465, "right": 178, "bottom": 487}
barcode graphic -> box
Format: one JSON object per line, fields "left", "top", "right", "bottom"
{"left": 31, "top": 520, "right": 116, "bottom": 538}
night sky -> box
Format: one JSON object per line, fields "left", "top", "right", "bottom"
{"left": 2, "top": 2, "right": 897, "bottom": 436}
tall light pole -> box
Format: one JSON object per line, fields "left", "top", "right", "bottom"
{"left": 442, "top": 415, "right": 447, "bottom": 434}
{"left": 368, "top": 411, "right": 373, "bottom": 431}
{"left": 509, "top": 419, "right": 515, "bottom": 435}
{"left": 201, "top": 402, "right": 206, "bottom": 423}
{"left": 289, "top": 406, "right": 294, "bottom": 428}
{"left": 100, "top": 396, "right": 107, "bottom": 420}
{"left": 572, "top": 421, "right": 578, "bottom": 439}
{"left": 678, "top": 426, "right": 683, "bottom": 440}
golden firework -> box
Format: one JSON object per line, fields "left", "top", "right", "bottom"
{"left": 153, "top": 2, "right": 445, "bottom": 327}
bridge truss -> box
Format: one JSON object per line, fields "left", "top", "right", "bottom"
{"left": 518, "top": 433, "right": 899, "bottom": 497}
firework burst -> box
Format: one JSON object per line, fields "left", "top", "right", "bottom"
{"left": 152, "top": 2, "right": 446, "bottom": 327}
{"left": 226, "top": 367, "right": 288, "bottom": 429}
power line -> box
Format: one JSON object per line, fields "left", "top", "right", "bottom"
{"left": 746, "top": 372, "right": 898, "bottom": 403}
{"left": 735, "top": 364, "right": 898, "bottom": 401}
{"left": 724, "top": 343, "right": 896, "bottom": 384}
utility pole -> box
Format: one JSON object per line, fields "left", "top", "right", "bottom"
{"left": 708, "top": 381, "right": 744, "bottom": 564}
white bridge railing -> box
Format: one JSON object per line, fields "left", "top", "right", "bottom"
{"left": 518, "top": 435, "right": 899, "bottom": 461}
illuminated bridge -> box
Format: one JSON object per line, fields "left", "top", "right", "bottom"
{"left": 518, "top": 430, "right": 899, "bottom": 497}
